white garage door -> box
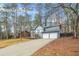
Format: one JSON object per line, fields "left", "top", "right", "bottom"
{"left": 43, "top": 32, "right": 59, "bottom": 39}
{"left": 43, "top": 33, "right": 49, "bottom": 39}
{"left": 50, "top": 33, "right": 58, "bottom": 39}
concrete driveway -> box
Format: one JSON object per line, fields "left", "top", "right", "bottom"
{"left": 0, "top": 39, "right": 54, "bottom": 56}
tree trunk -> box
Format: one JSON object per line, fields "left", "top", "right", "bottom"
{"left": 5, "top": 12, "right": 8, "bottom": 39}
{"left": 74, "top": 4, "right": 79, "bottom": 38}
{"left": 74, "top": 16, "right": 79, "bottom": 38}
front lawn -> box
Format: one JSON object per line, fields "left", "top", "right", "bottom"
{"left": 0, "top": 38, "right": 30, "bottom": 48}
{"left": 33, "top": 37, "right": 79, "bottom": 56}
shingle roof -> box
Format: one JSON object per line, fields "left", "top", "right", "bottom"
{"left": 43, "top": 25, "right": 60, "bottom": 33}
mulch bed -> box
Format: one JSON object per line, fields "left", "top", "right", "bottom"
{"left": 32, "top": 37, "right": 79, "bottom": 56}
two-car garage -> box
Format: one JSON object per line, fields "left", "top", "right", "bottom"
{"left": 42, "top": 25, "right": 60, "bottom": 39}
{"left": 42, "top": 32, "right": 59, "bottom": 39}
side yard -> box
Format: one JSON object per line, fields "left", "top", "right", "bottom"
{"left": 0, "top": 38, "right": 30, "bottom": 48}
{"left": 33, "top": 37, "right": 79, "bottom": 56}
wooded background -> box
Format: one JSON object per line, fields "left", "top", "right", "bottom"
{"left": 0, "top": 3, "right": 79, "bottom": 39}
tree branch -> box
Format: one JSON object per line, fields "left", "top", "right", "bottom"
{"left": 59, "top": 4, "right": 77, "bottom": 15}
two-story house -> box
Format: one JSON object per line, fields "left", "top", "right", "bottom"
{"left": 42, "top": 14, "right": 60, "bottom": 39}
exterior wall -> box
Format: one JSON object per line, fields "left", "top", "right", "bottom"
{"left": 31, "top": 31, "right": 36, "bottom": 38}
{"left": 34, "top": 26, "right": 43, "bottom": 38}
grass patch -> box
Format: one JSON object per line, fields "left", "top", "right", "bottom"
{"left": 0, "top": 38, "right": 31, "bottom": 48}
